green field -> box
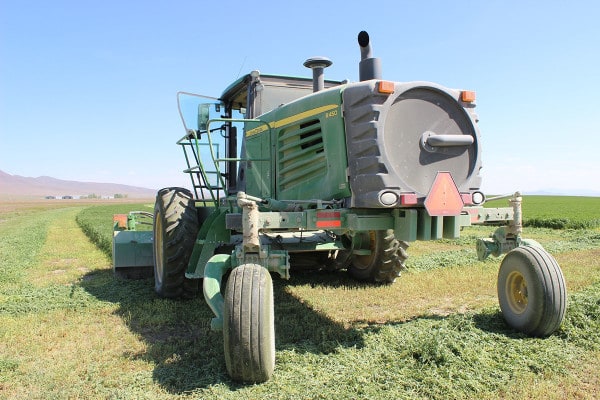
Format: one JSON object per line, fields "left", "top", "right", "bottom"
{"left": 1, "top": 197, "right": 599, "bottom": 399}
{"left": 487, "top": 195, "right": 600, "bottom": 229}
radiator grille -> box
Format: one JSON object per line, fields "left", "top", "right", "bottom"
{"left": 278, "top": 119, "right": 326, "bottom": 190}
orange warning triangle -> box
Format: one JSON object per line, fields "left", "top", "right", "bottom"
{"left": 424, "top": 172, "right": 464, "bottom": 216}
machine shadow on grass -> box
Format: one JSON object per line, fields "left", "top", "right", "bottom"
{"left": 80, "top": 268, "right": 368, "bottom": 393}
{"left": 81, "top": 267, "right": 524, "bottom": 394}
{"left": 283, "top": 269, "right": 528, "bottom": 335}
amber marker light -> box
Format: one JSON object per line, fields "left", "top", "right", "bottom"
{"left": 113, "top": 214, "right": 128, "bottom": 229}
{"left": 460, "top": 90, "right": 476, "bottom": 102}
{"left": 378, "top": 81, "right": 395, "bottom": 94}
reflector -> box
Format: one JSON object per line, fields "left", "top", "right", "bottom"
{"left": 424, "top": 172, "right": 464, "bottom": 216}
{"left": 113, "top": 214, "right": 128, "bottom": 229}
{"left": 461, "top": 90, "right": 476, "bottom": 102}
{"left": 316, "top": 211, "right": 342, "bottom": 228}
{"left": 400, "top": 193, "right": 418, "bottom": 205}
{"left": 378, "top": 81, "right": 395, "bottom": 94}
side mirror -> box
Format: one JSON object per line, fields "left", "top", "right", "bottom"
{"left": 198, "top": 103, "right": 211, "bottom": 131}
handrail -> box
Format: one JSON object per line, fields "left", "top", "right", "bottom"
{"left": 177, "top": 117, "right": 272, "bottom": 207}
{"left": 204, "top": 118, "right": 272, "bottom": 200}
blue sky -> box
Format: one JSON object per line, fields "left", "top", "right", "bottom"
{"left": 1, "top": 0, "right": 599, "bottom": 195}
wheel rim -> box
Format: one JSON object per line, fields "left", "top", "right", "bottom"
{"left": 154, "top": 211, "right": 164, "bottom": 285}
{"left": 505, "top": 270, "right": 528, "bottom": 314}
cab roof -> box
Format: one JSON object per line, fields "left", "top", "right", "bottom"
{"left": 220, "top": 72, "right": 343, "bottom": 108}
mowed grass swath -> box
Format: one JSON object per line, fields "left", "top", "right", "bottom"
{"left": 1, "top": 196, "right": 598, "bottom": 399}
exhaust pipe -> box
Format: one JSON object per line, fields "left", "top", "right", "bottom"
{"left": 358, "top": 31, "right": 382, "bottom": 81}
{"left": 304, "top": 56, "right": 333, "bottom": 92}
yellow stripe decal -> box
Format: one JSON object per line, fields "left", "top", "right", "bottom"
{"left": 246, "top": 104, "right": 338, "bottom": 137}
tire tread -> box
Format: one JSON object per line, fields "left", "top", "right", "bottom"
{"left": 153, "top": 187, "right": 199, "bottom": 299}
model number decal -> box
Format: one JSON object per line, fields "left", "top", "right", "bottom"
{"left": 246, "top": 104, "right": 340, "bottom": 136}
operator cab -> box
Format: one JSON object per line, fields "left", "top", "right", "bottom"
{"left": 221, "top": 71, "right": 342, "bottom": 118}
{"left": 177, "top": 72, "right": 342, "bottom": 199}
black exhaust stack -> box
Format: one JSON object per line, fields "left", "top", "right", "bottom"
{"left": 304, "top": 57, "right": 333, "bottom": 92}
{"left": 358, "top": 31, "right": 382, "bottom": 81}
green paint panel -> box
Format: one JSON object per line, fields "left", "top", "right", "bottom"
{"left": 244, "top": 88, "right": 350, "bottom": 202}
{"left": 394, "top": 209, "right": 418, "bottom": 242}
{"left": 188, "top": 209, "right": 230, "bottom": 279}
{"left": 112, "top": 230, "right": 153, "bottom": 268}
{"left": 345, "top": 213, "right": 395, "bottom": 231}
{"left": 442, "top": 216, "right": 461, "bottom": 239}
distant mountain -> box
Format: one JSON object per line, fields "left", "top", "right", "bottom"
{"left": 0, "top": 170, "right": 156, "bottom": 199}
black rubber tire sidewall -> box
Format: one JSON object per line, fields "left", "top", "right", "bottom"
{"left": 223, "top": 264, "right": 275, "bottom": 383}
{"left": 347, "top": 230, "right": 408, "bottom": 284}
{"left": 497, "top": 246, "right": 567, "bottom": 337}
{"left": 153, "top": 187, "right": 200, "bottom": 299}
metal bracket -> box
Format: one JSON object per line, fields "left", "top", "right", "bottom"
{"left": 234, "top": 192, "right": 290, "bottom": 279}
{"left": 475, "top": 192, "right": 542, "bottom": 260}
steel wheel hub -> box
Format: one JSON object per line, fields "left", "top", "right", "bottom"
{"left": 506, "top": 271, "right": 528, "bottom": 314}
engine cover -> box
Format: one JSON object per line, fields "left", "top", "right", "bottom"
{"left": 343, "top": 80, "right": 482, "bottom": 208}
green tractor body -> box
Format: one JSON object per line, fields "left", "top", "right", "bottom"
{"left": 113, "top": 31, "right": 567, "bottom": 383}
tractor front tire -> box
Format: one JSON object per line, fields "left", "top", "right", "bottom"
{"left": 347, "top": 230, "right": 408, "bottom": 284}
{"left": 223, "top": 263, "right": 275, "bottom": 383}
{"left": 153, "top": 187, "right": 199, "bottom": 299}
{"left": 498, "top": 245, "right": 567, "bottom": 337}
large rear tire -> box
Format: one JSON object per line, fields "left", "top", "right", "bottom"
{"left": 498, "top": 246, "right": 567, "bottom": 337}
{"left": 153, "top": 187, "right": 200, "bottom": 299}
{"left": 223, "top": 264, "right": 275, "bottom": 383}
{"left": 347, "top": 230, "right": 408, "bottom": 284}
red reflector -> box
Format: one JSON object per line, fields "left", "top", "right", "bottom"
{"left": 316, "top": 220, "right": 342, "bottom": 228}
{"left": 316, "top": 211, "right": 340, "bottom": 219}
{"left": 316, "top": 211, "right": 341, "bottom": 228}
{"left": 461, "top": 193, "right": 472, "bottom": 205}
{"left": 424, "top": 172, "right": 464, "bottom": 216}
{"left": 400, "top": 193, "right": 418, "bottom": 205}
{"left": 113, "top": 214, "right": 128, "bottom": 229}
{"left": 468, "top": 208, "right": 480, "bottom": 223}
